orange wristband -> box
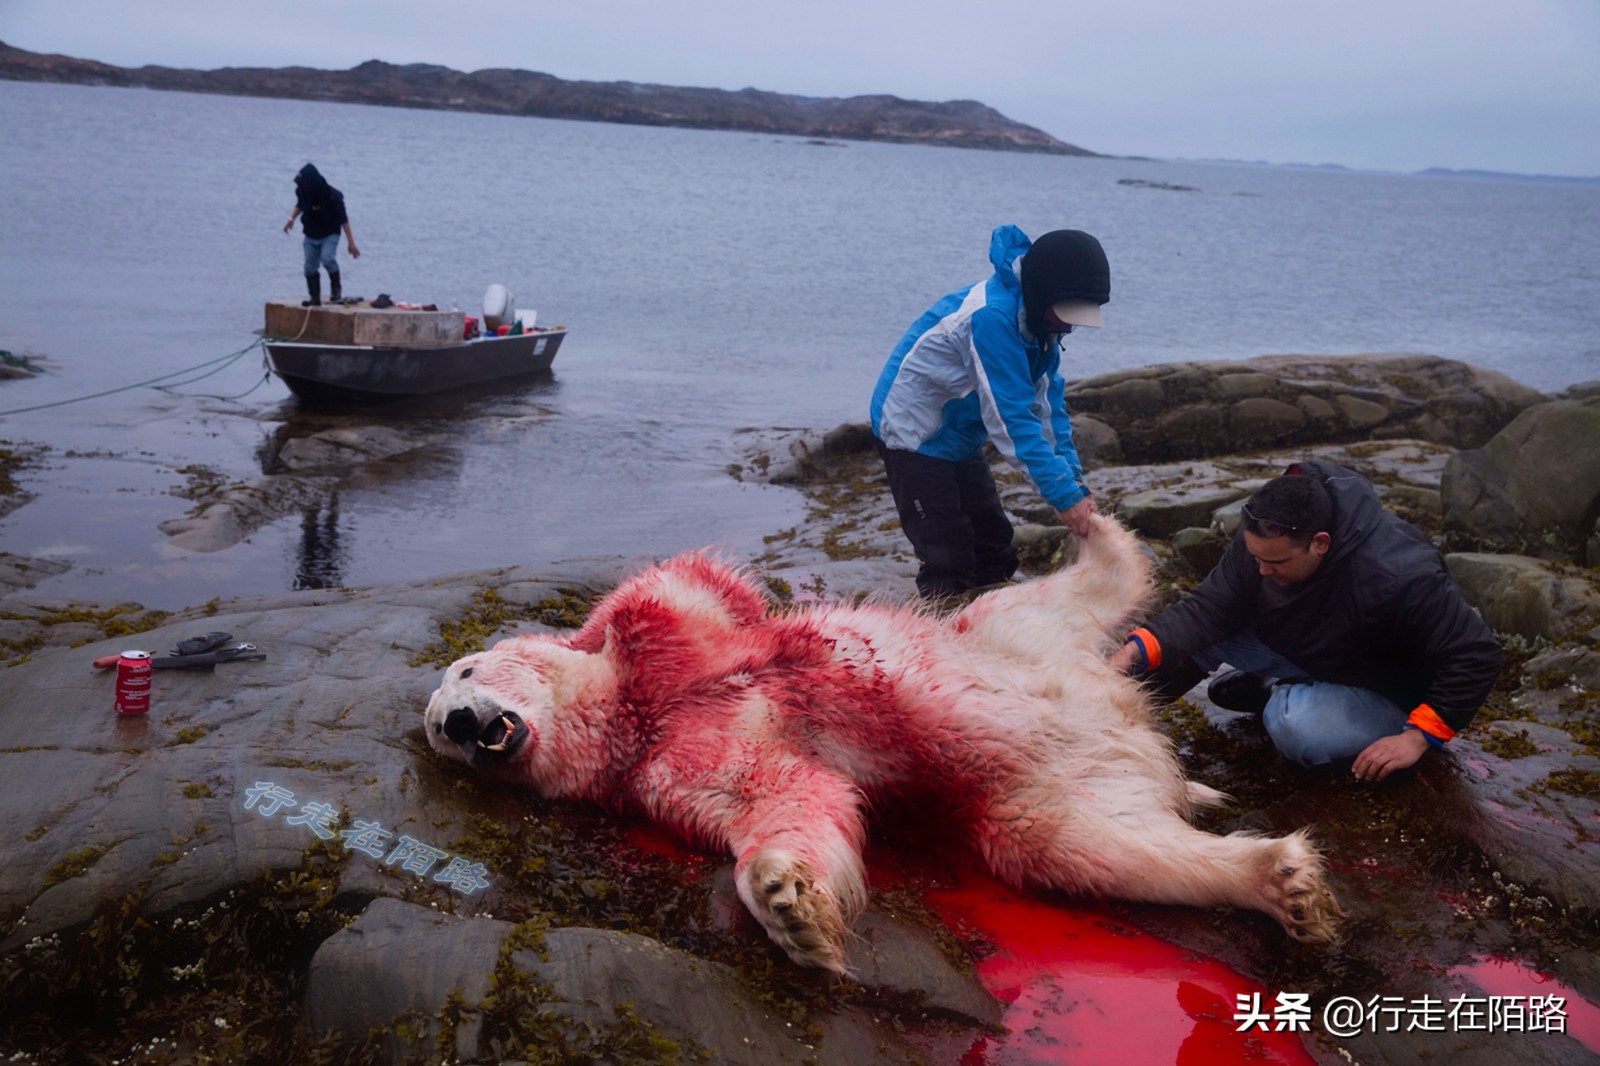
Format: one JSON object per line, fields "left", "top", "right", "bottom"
{"left": 1127, "top": 628, "right": 1162, "bottom": 670}
{"left": 1406, "top": 704, "right": 1455, "bottom": 744}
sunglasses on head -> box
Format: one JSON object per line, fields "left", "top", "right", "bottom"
{"left": 1240, "top": 503, "right": 1313, "bottom": 538}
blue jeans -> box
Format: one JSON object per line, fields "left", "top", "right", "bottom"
{"left": 303, "top": 234, "right": 341, "bottom": 277}
{"left": 1194, "top": 631, "right": 1409, "bottom": 767}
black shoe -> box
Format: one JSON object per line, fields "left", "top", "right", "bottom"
{"left": 1207, "top": 669, "right": 1275, "bottom": 715}
{"left": 328, "top": 270, "right": 342, "bottom": 303}
{"left": 1144, "top": 657, "right": 1208, "bottom": 705}
{"left": 302, "top": 273, "right": 321, "bottom": 307}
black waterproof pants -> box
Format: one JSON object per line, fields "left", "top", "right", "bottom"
{"left": 877, "top": 441, "right": 1018, "bottom": 599}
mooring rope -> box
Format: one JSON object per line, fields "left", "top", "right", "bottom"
{"left": 163, "top": 305, "right": 320, "bottom": 401}
{"left": 0, "top": 337, "right": 270, "bottom": 418}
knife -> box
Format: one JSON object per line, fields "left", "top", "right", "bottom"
{"left": 92, "top": 644, "right": 265, "bottom": 670}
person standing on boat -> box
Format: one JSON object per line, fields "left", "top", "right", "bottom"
{"left": 870, "top": 224, "right": 1110, "bottom": 600}
{"left": 283, "top": 163, "right": 360, "bottom": 307}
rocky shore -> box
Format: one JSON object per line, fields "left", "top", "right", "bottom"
{"left": 0, "top": 41, "right": 1093, "bottom": 156}
{"left": 1, "top": 353, "right": 1598, "bottom": 1064}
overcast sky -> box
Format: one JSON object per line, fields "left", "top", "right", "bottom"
{"left": 4, "top": 0, "right": 1597, "bottom": 176}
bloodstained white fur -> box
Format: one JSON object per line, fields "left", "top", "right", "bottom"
{"left": 425, "top": 513, "right": 1341, "bottom": 972}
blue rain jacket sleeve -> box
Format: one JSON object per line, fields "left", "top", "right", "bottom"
{"left": 967, "top": 302, "right": 1090, "bottom": 512}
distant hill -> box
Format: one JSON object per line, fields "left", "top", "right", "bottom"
{"left": 1186, "top": 157, "right": 1598, "bottom": 187}
{"left": 0, "top": 41, "right": 1099, "bottom": 156}
{"left": 1413, "top": 167, "right": 1600, "bottom": 187}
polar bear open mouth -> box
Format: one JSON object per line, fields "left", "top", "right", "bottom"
{"left": 441, "top": 706, "right": 528, "bottom": 763}
{"left": 476, "top": 711, "right": 523, "bottom": 754}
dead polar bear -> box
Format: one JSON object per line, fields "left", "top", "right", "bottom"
{"left": 424, "top": 513, "right": 1340, "bottom": 971}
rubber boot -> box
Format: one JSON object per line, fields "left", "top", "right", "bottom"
{"left": 302, "top": 273, "right": 321, "bottom": 307}
{"left": 328, "top": 270, "right": 342, "bottom": 304}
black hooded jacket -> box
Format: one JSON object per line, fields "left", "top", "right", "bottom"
{"left": 293, "top": 164, "right": 348, "bottom": 239}
{"left": 1142, "top": 461, "right": 1503, "bottom": 735}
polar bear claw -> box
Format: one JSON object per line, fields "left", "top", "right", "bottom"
{"left": 745, "top": 851, "right": 848, "bottom": 973}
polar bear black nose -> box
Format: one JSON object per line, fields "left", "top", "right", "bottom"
{"left": 443, "top": 708, "right": 479, "bottom": 744}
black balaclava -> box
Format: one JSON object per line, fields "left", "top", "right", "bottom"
{"left": 294, "top": 163, "right": 328, "bottom": 208}
{"left": 1019, "top": 229, "right": 1110, "bottom": 339}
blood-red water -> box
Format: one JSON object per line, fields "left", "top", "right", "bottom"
{"left": 920, "top": 869, "right": 1314, "bottom": 1065}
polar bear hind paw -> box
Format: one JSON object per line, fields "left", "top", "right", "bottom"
{"left": 745, "top": 851, "right": 849, "bottom": 973}
{"left": 1266, "top": 836, "right": 1344, "bottom": 944}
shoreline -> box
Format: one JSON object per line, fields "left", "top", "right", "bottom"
{"left": 1, "top": 351, "right": 1593, "bottom": 617}
{"left": 1, "top": 353, "right": 1599, "bottom": 1062}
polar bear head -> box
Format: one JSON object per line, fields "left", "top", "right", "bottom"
{"left": 423, "top": 635, "right": 616, "bottom": 795}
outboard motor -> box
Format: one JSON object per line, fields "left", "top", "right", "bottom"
{"left": 482, "top": 283, "right": 515, "bottom": 332}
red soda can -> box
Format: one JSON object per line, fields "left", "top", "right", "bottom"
{"left": 115, "top": 650, "right": 153, "bottom": 715}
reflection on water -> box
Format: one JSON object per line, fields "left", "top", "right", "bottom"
{"left": 293, "top": 493, "right": 345, "bottom": 591}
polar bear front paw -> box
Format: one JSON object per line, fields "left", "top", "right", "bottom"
{"left": 744, "top": 850, "right": 848, "bottom": 973}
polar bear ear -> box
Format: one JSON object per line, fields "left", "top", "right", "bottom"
{"left": 583, "top": 623, "right": 627, "bottom": 671}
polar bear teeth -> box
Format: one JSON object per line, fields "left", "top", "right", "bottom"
{"left": 477, "top": 714, "right": 515, "bottom": 752}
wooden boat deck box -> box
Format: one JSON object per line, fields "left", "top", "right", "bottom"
{"left": 263, "top": 301, "right": 466, "bottom": 348}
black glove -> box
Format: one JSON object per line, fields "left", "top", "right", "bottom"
{"left": 170, "top": 632, "right": 234, "bottom": 656}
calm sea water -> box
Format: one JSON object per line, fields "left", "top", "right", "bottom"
{"left": 1, "top": 81, "right": 1597, "bottom": 609}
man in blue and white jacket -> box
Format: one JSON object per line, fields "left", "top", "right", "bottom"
{"left": 870, "top": 224, "right": 1110, "bottom": 599}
